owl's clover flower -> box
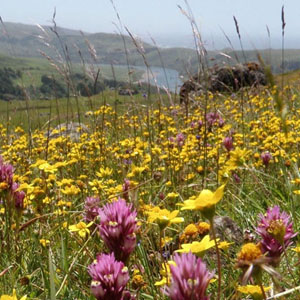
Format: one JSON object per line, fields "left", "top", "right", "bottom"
{"left": 165, "top": 252, "right": 213, "bottom": 300}
{"left": 88, "top": 253, "right": 130, "bottom": 300}
{"left": 84, "top": 196, "right": 101, "bottom": 222}
{"left": 99, "top": 198, "right": 138, "bottom": 262}
{"left": 257, "top": 205, "right": 297, "bottom": 263}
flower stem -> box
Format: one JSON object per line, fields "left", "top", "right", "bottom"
{"left": 259, "top": 283, "right": 267, "bottom": 300}
{"left": 283, "top": 244, "right": 298, "bottom": 289}
{"left": 210, "top": 219, "right": 221, "bottom": 300}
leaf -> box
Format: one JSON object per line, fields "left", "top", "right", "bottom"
{"left": 49, "top": 248, "right": 56, "bottom": 300}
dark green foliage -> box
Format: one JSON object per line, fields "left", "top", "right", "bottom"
{"left": 40, "top": 75, "right": 67, "bottom": 98}
{"left": 0, "top": 67, "right": 22, "bottom": 100}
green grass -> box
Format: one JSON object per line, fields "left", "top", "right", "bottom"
{"left": 0, "top": 90, "right": 165, "bottom": 131}
{"left": 0, "top": 53, "right": 143, "bottom": 89}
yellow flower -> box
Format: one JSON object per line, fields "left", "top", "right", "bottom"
{"left": 237, "top": 285, "right": 271, "bottom": 299}
{"left": 161, "top": 236, "right": 173, "bottom": 247}
{"left": 176, "top": 235, "right": 217, "bottom": 257}
{"left": 237, "top": 243, "right": 262, "bottom": 262}
{"left": 0, "top": 289, "right": 27, "bottom": 300}
{"left": 146, "top": 207, "right": 184, "bottom": 230}
{"left": 0, "top": 182, "right": 9, "bottom": 190}
{"left": 226, "top": 147, "right": 251, "bottom": 168}
{"left": 197, "top": 222, "right": 211, "bottom": 234}
{"left": 292, "top": 246, "right": 300, "bottom": 253}
{"left": 96, "top": 167, "right": 113, "bottom": 178}
{"left": 183, "top": 223, "right": 198, "bottom": 236}
{"left": 69, "top": 221, "right": 93, "bottom": 238}
{"left": 218, "top": 241, "right": 234, "bottom": 250}
{"left": 181, "top": 185, "right": 225, "bottom": 219}
{"left": 39, "top": 239, "right": 50, "bottom": 247}
{"left": 61, "top": 185, "right": 81, "bottom": 195}
{"left": 154, "top": 260, "right": 176, "bottom": 286}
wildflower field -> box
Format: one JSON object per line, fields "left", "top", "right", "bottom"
{"left": 1, "top": 80, "right": 300, "bottom": 300}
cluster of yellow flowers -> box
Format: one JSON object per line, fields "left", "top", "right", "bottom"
{"left": 1, "top": 86, "right": 300, "bottom": 298}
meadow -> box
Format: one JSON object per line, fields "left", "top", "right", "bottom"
{"left": 0, "top": 73, "right": 300, "bottom": 300}
{"left": 1, "top": 10, "right": 300, "bottom": 299}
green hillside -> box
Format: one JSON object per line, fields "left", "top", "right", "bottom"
{"left": 1, "top": 22, "right": 300, "bottom": 79}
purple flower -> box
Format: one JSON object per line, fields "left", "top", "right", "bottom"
{"left": 233, "top": 173, "right": 241, "bottom": 184}
{"left": 257, "top": 206, "right": 297, "bottom": 262}
{"left": 176, "top": 133, "right": 185, "bottom": 147}
{"left": 12, "top": 182, "right": 25, "bottom": 210}
{"left": 88, "top": 253, "right": 130, "bottom": 300}
{"left": 0, "top": 157, "right": 14, "bottom": 190}
{"left": 261, "top": 152, "right": 272, "bottom": 167}
{"left": 206, "top": 112, "right": 225, "bottom": 131}
{"left": 84, "top": 196, "right": 101, "bottom": 222}
{"left": 223, "top": 136, "right": 234, "bottom": 152}
{"left": 165, "top": 252, "right": 213, "bottom": 300}
{"left": 99, "top": 198, "right": 138, "bottom": 262}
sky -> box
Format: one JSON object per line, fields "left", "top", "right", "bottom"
{"left": 1, "top": 0, "right": 300, "bottom": 49}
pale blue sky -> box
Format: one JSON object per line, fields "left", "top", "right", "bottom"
{"left": 1, "top": 0, "right": 299, "bottom": 48}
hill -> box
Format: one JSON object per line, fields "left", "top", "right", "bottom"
{"left": 1, "top": 22, "right": 300, "bottom": 78}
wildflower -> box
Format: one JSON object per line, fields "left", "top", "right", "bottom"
{"left": 206, "top": 112, "right": 224, "bottom": 130}
{"left": 61, "top": 185, "right": 81, "bottom": 195}
{"left": 292, "top": 246, "right": 300, "bottom": 253}
{"left": 0, "top": 289, "right": 27, "bottom": 300}
{"left": 197, "top": 222, "right": 211, "bottom": 235}
{"left": 84, "top": 196, "right": 101, "bottom": 222}
{"left": 99, "top": 198, "right": 138, "bottom": 262}
{"left": 179, "top": 222, "right": 210, "bottom": 243}
{"left": 131, "top": 268, "right": 146, "bottom": 289}
{"left": 257, "top": 206, "right": 297, "bottom": 263}
{"left": 69, "top": 221, "right": 93, "bottom": 238}
{"left": 237, "top": 243, "right": 262, "bottom": 262}
{"left": 155, "top": 260, "right": 175, "bottom": 286}
{"left": 164, "top": 252, "right": 213, "bottom": 300}
{"left": 181, "top": 185, "right": 225, "bottom": 220}
{"left": 223, "top": 136, "right": 234, "bottom": 152}
{"left": 226, "top": 147, "right": 251, "bottom": 169}
{"left": 261, "top": 152, "right": 272, "bottom": 167}
{"left": 176, "top": 235, "right": 217, "bottom": 257}
{"left": 176, "top": 132, "right": 185, "bottom": 147}
{"left": 181, "top": 223, "right": 198, "bottom": 239}
{"left": 12, "top": 183, "right": 25, "bottom": 210}
{"left": 237, "top": 285, "right": 271, "bottom": 300}
{"left": 39, "top": 239, "right": 50, "bottom": 247}
{"left": 33, "top": 160, "right": 58, "bottom": 174}
{"left": 218, "top": 241, "right": 234, "bottom": 250}
{"left": 0, "top": 158, "right": 14, "bottom": 191}
{"left": 88, "top": 253, "right": 130, "bottom": 300}
{"left": 146, "top": 207, "right": 184, "bottom": 230}
{"left": 236, "top": 243, "right": 278, "bottom": 284}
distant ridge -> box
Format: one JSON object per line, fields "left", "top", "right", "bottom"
{"left": 0, "top": 22, "right": 300, "bottom": 75}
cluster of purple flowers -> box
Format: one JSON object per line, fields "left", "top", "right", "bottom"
{"left": 206, "top": 112, "right": 225, "bottom": 130}
{"left": 176, "top": 133, "right": 185, "bottom": 147}
{"left": 257, "top": 205, "right": 297, "bottom": 264}
{"left": 0, "top": 156, "right": 14, "bottom": 190}
{"left": 86, "top": 197, "right": 138, "bottom": 300}
{"left": 84, "top": 196, "right": 101, "bottom": 223}
{"left": 223, "top": 136, "right": 234, "bottom": 152}
{"left": 165, "top": 252, "right": 213, "bottom": 300}
{"left": 88, "top": 253, "right": 131, "bottom": 300}
{"left": 0, "top": 156, "right": 25, "bottom": 210}
{"left": 168, "top": 132, "right": 186, "bottom": 148}
{"left": 98, "top": 198, "right": 138, "bottom": 262}
{"left": 261, "top": 151, "right": 272, "bottom": 167}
